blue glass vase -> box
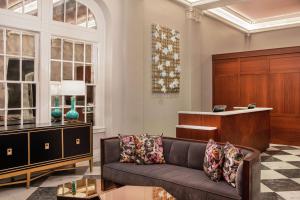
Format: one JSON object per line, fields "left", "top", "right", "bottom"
{"left": 51, "top": 96, "right": 62, "bottom": 120}
{"left": 66, "top": 96, "right": 79, "bottom": 121}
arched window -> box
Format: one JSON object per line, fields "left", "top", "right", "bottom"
{"left": 0, "top": 0, "right": 38, "bottom": 16}
{"left": 53, "top": 0, "right": 97, "bottom": 29}
{"left": 0, "top": 0, "right": 105, "bottom": 130}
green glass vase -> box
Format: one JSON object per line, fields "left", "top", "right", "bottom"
{"left": 66, "top": 96, "right": 79, "bottom": 121}
{"left": 51, "top": 96, "right": 62, "bottom": 120}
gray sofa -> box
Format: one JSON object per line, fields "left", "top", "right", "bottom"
{"left": 100, "top": 137, "right": 260, "bottom": 200}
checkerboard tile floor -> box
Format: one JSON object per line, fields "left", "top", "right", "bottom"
{"left": 260, "top": 144, "right": 300, "bottom": 200}
{"left": 1, "top": 143, "right": 300, "bottom": 200}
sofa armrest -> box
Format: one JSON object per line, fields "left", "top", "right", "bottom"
{"left": 100, "top": 137, "right": 121, "bottom": 191}
{"left": 237, "top": 149, "right": 261, "bottom": 200}
{"left": 100, "top": 137, "right": 120, "bottom": 165}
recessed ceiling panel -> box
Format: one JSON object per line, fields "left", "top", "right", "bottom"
{"left": 228, "top": 0, "right": 300, "bottom": 21}
{"left": 177, "top": 0, "right": 219, "bottom": 6}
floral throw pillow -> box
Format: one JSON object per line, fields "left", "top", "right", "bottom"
{"left": 203, "top": 139, "right": 224, "bottom": 182}
{"left": 144, "top": 135, "right": 165, "bottom": 164}
{"left": 134, "top": 134, "right": 148, "bottom": 164}
{"left": 223, "top": 142, "right": 244, "bottom": 187}
{"left": 119, "top": 135, "right": 136, "bottom": 163}
{"left": 135, "top": 134, "right": 165, "bottom": 165}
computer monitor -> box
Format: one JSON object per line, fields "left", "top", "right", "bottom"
{"left": 212, "top": 105, "right": 227, "bottom": 112}
{"left": 248, "top": 103, "right": 256, "bottom": 109}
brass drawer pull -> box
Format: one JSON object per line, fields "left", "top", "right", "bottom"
{"left": 45, "top": 143, "right": 50, "bottom": 150}
{"left": 7, "top": 148, "right": 13, "bottom": 156}
{"left": 76, "top": 138, "right": 80, "bottom": 145}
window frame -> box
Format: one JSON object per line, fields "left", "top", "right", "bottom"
{"left": 0, "top": 0, "right": 40, "bottom": 18}
{"left": 50, "top": 35, "right": 97, "bottom": 125}
{"left": 0, "top": 0, "right": 105, "bottom": 132}
{"left": 0, "top": 27, "right": 39, "bottom": 126}
{"left": 52, "top": 0, "right": 97, "bottom": 30}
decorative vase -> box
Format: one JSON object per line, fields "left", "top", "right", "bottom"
{"left": 51, "top": 96, "right": 62, "bottom": 121}
{"left": 71, "top": 181, "right": 76, "bottom": 195}
{"left": 66, "top": 96, "right": 79, "bottom": 121}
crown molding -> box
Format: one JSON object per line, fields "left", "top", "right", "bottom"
{"left": 174, "top": 0, "right": 219, "bottom": 7}
{"left": 186, "top": 7, "right": 202, "bottom": 22}
{"left": 205, "top": 8, "right": 300, "bottom": 34}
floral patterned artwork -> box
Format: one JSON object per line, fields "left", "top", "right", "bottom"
{"left": 152, "top": 24, "right": 181, "bottom": 93}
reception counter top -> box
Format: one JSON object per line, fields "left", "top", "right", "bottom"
{"left": 177, "top": 107, "right": 272, "bottom": 151}
{"left": 178, "top": 107, "right": 273, "bottom": 116}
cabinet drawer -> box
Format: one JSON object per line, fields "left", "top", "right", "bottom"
{"left": 63, "top": 126, "right": 90, "bottom": 158}
{"left": 30, "top": 129, "right": 62, "bottom": 164}
{"left": 0, "top": 132, "right": 28, "bottom": 171}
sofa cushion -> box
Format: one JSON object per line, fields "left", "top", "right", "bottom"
{"left": 134, "top": 134, "right": 166, "bottom": 165}
{"left": 119, "top": 135, "right": 136, "bottom": 163}
{"left": 188, "top": 142, "right": 206, "bottom": 170}
{"left": 143, "top": 135, "right": 165, "bottom": 164}
{"left": 162, "top": 139, "right": 174, "bottom": 163}
{"left": 203, "top": 139, "right": 224, "bottom": 182}
{"left": 103, "top": 162, "right": 241, "bottom": 200}
{"left": 134, "top": 134, "right": 148, "bottom": 164}
{"left": 223, "top": 142, "right": 244, "bottom": 187}
{"left": 168, "top": 141, "right": 190, "bottom": 167}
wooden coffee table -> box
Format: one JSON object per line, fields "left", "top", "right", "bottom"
{"left": 99, "top": 186, "right": 175, "bottom": 200}
{"left": 57, "top": 178, "right": 103, "bottom": 200}
{"left": 57, "top": 178, "right": 175, "bottom": 200}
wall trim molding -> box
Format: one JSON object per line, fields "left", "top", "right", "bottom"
{"left": 186, "top": 7, "right": 202, "bottom": 22}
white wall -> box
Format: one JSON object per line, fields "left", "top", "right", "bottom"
{"left": 98, "top": 0, "right": 194, "bottom": 137}
{"left": 97, "top": 0, "right": 300, "bottom": 137}
{"left": 142, "top": 0, "right": 193, "bottom": 137}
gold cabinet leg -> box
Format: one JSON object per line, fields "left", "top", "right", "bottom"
{"left": 26, "top": 172, "right": 31, "bottom": 189}
{"left": 89, "top": 158, "right": 93, "bottom": 172}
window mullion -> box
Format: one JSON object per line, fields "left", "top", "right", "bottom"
{"left": 64, "top": 0, "right": 66, "bottom": 23}
{"left": 83, "top": 41, "right": 85, "bottom": 83}
{"left": 60, "top": 39, "right": 63, "bottom": 81}
{"left": 21, "top": 83, "right": 23, "bottom": 125}
{"left": 72, "top": 41, "right": 75, "bottom": 80}
{"left": 3, "top": 28, "right": 7, "bottom": 127}
{"left": 75, "top": 1, "right": 78, "bottom": 25}
{"left": 84, "top": 85, "right": 87, "bottom": 123}
{"left": 4, "top": 83, "right": 7, "bottom": 127}
{"left": 20, "top": 31, "right": 23, "bottom": 125}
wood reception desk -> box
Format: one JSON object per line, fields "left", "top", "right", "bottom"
{"left": 177, "top": 108, "right": 272, "bottom": 151}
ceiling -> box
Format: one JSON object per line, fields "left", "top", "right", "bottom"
{"left": 228, "top": 0, "right": 300, "bottom": 22}
{"left": 176, "top": 0, "right": 300, "bottom": 33}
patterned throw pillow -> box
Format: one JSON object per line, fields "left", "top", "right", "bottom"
{"left": 119, "top": 135, "right": 136, "bottom": 163}
{"left": 135, "top": 134, "right": 165, "bottom": 165}
{"left": 223, "top": 142, "right": 244, "bottom": 187}
{"left": 203, "top": 139, "right": 224, "bottom": 182}
{"left": 144, "top": 135, "right": 165, "bottom": 164}
{"left": 134, "top": 134, "right": 148, "bottom": 164}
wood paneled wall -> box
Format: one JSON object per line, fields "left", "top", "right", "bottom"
{"left": 213, "top": 47, "right": 300, "bottom": 146}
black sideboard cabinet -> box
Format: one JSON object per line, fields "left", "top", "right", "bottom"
{"left": 0, "top": 123, "right": 93, "bottom": 188}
